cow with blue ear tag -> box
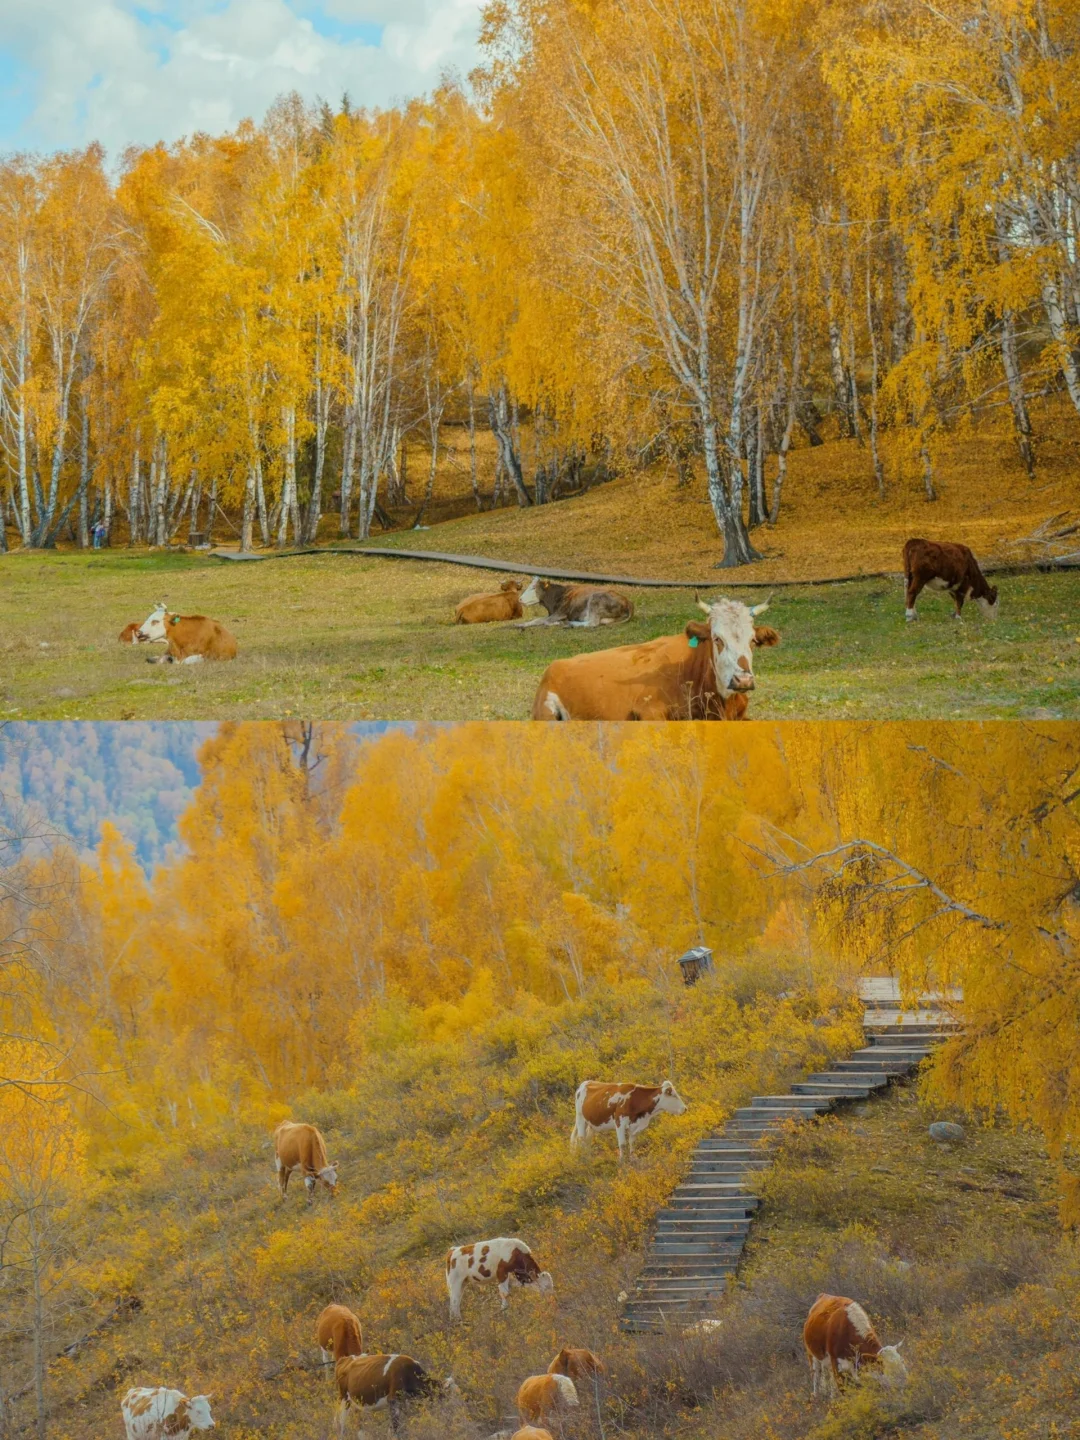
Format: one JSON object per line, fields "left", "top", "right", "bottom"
{"left": 531, "top": 594, "right": 779, "bottom": 720}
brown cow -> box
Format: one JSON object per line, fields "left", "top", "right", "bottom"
{"left": 445, "top": 1238, "right": 553, "bottom": 1319}
{"left": 903, "top": 539, "right": 999, "bottom": 621}
{"left": 547, "top": 1347, "right": 604, "bottom": 1383}
{"left": 512, "top": 1429, "right": 554, "bottom": 1440}
{"left": 135, "top": 601, "right": 238, "bottom": 663}
{"left": 454, "top": 579, "right": 524, "bottom": 624}
{"left": 516, "top": 1374, "right": 578, "bottom": 1425}
{"left": 531, "top": 598, "right": 778, "bottom": 720}
{"left": 334, "top": 1353, "right": 456, "bottom": 1435}
{"left": 571, "top": 1080, "right": 687, "bottom": 1160}
{"left": 803, "top": 1294, "right": 907, "bottom": 1396}
{"left": 272, "top": 1121, "right": 337, "bottom": 1203}
{"left": 316, "top": 1303, "right": 363, "bottom": 1367}
{"left": 518, "top": 577, "right": 634, "bottom": 627}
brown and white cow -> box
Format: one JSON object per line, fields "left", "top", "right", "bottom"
{"left": 135, "top": 601, "right": 238, "bottom": 663}
{"left": 316, "top": 1303, "right": 363, "bottom": 1367}
{"left": 121, "top": 1387, "right": 215, "bottom": 1440}
{"left": 518, "top": 578, "right": 634, "bottom": 628}
{"left": 334, "top": 1353, "right": 457, "bottom": 1435}
{"left": 454, "top": 579, "right": 525, "bottom": 624}
{"left": 547, "top": 1347, "right": 604, "bottom": 1384}
{"left": 531, "top": 598, "right": 778, "bottom": 720}
{"left": 272, "top": 1120, "right": 338, "bottom": 1203}
{"left": 570, "top": 1080, "right": 686, "bottom": 1160}
{"left": 903, "top": 539, "right": 999, "bottom": 622}
{"left": 803, "top": 1294, "right": 907, "bottom": 1396}
{"left": 517, "top": 1373, "right": 579, "bottom": 1425}
{"left": 445, "top": 1237, "right": 554, "bottom": 1320}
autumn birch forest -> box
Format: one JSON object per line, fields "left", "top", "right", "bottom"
{"left": 2, "top": 0, "right": 1079, "bottom": 562}
{"left": 3, "top": 721, "right": 1080, "bottom": 1438}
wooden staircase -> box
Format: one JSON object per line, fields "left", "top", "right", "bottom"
{"left": 618, "top": 978, "right": 960, "bottom": 1333}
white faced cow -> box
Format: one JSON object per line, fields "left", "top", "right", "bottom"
{"left": 121, "top": 1387, "right": 215, "bottom": 1440}
{"left": 135, "top": 602, "right": 238, "bottom": 664}
{"left": 531, "top": 598, "right": 778, "bottom": 720}
{"left": 570, "top": 1080, "right": 687, "bottom": 1160}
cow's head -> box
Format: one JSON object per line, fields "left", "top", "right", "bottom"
{"left": 135, "top": 601, "right": 172, "bottom": 643}
{"left": 500, "top": 578, "right": 523, "bottom": 594}
{"left": 874, "top": 1343, "right": 907, "bottom": 1387}
{"left": 976, "top": 585, "right": 999, "bottom": 620}
{"left": 303, "top": 1163, "right": 338, "bottom": 1199}
{"left": 657, "top": 1080, "right": 687, "bottom": 1115}
{"left": 520, "top": 577, "right": 544, "bottom": 607}
{"left": 689, "top": 598, "right": 779, "bottom": 695}
{"left": 119, "top": 622, "right": 148, "bottom": 645}
{"left": 188, "top": 1395, "right": 215, "bottom": 1430}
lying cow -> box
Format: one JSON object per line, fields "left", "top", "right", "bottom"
{"left": 121, "top": 1387, "right": 215, "bottom": 1439}
{"left": 532, "top": 597, "right": 778, "bottom": 720}
{"left": 803, "top": 1294, "right": 907, "bottom": 1396}
{"left": 135, "top": 601, "right": 238, "bottom": 663}
{"left": 548, "top": 1347, "right": 604, "bottom": 1383}
{"left": 570, "top": 1080, "right": 687, "bottom": 1160}
{"left": 518, "top": 577, "right": 634, "bottom": 627}
{"left": 316, "top": 1303, "right": 363, "bottom": 1367}
{"left": 272, "top": 1120, "right": 338, "bottom": 1203}
{"left": 903, "top": 538, "right": 999, "bottom": 621}
{"left": 517, "top": 1373, "right": 578, "bottom": 1425}
{"left": 446, "top": 1237, "right": 553, "bottom": 1320}
{"left": 454, "top": 579, "right": 525, "bottom": 624}
{"left": 335, "top": 1353, "right": 457, "bottom": 1435}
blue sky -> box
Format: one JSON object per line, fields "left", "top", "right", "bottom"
{"left": 0, "top": 0, "right": 482, "bottom": 157}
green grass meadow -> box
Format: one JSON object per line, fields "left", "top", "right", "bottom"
{"left": 2, "top": 549, "right": 1077, "bottom": 720}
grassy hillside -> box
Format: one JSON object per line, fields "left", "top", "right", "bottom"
{"left": 12, "top": 974, "right": 1076, "bottom": 1440}
{"left": 365, "top": 401, "right": 1080, "bottom": 584}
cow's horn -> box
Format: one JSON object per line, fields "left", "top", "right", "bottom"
{"left": 749, "top": 596, "right": 771, "bottom": 618}
{"left": 698, "top": 600, "right": 712, "bottom": 615}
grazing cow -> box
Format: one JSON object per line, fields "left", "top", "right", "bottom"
{"left": 272, "top": 1121, "right": 337, "bottom": 1203}
{"left": 547, "top": 1347, "right": 604, "bottom": 1384}
{"left": 135, "top": 601, "right": 238, "bottom": 663}
{"left": 454, "top": 579, "right": 525, "bottom": 624}
{"left": 121, "top": 1387, "right": 214, "bottom": 1439}
{"left": 570, "top": 1080, "right": 687, "bottom": 1160}
{"left": 518, "top": 578, "right": 634, "bottom": 628}
{"left": 445, "top": 1237, "right": 554, "bottom": 1320}
{"left": 517, "top": 1374, "right": 579, "bottom": 1425}
{"left": 512, "top": 1430, "right": 555, "bottom": 1440}
{"left": 531, "top": 598, "right": 778, "bottom": 720}
{"left": 803, "top": 1294, "right": 907, "bottom": 1396}
{"left": 903, "top": 539, "right": 999, "bottom": 622}
{"left": 334, "top": 1353, "right": 456, "bottom": 1435}
{"left": 316, "top": 1303, "right": 363, "bottom": 1367}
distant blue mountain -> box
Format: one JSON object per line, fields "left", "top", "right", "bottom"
{"left": 0, "top": 722, "right": 409, "bottom": 871}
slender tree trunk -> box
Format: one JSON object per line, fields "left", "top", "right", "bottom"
{"left": 104, "top": 474, "right": 112, "bottom": 543}
{"left": 865, "top": 237, "right": 885, "bottom": 497}
{"left": 277, "top": 404, "right": 298, "bottom": 548}
{"left": 77, "top": 399, "right": 91, "bottom": 548}
{"left": 14, "top": 265, "right": 31, "bottom": 545}
{"left": 152, "top": 437, "right": 167, "bottom": 546}
{"left": 1039, "top": 271, "right": 1080, "bottom": 417}
{"left": 475, "top": 395, "right": 489, "bottom": 505}
{"left": 242, "top": 465, "right": 255, "bottom": 552}
{"left": 340, "top": 407, "right": 356, "bottom": 535}
{"left": 207, "top": 475, "right": 217, "bottom": 546}
{"left": 255, "top": 459, "right": 269, "bottom": 545}
{"left": 489, "top": 385, "right": 531, "bottom": 506}
{"left": 920, "top": 444, "right": 937, "bottom": 502}
{"left": 703, "top": 413, "right": 760, "bottom": 566}
{"left": 1001, "top": 310, "right": 1035, "bottom": 476}
{"left": 128, "top": 438, "right": 140, "bottom": 546}
{"left": 746, "top": 405, "right": 767, "bottom": 528}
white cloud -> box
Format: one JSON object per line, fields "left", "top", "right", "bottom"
{"left": 0, "top": 0, "right": 483, "bottom": 157}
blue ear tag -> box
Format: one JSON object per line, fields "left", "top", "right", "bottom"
{"left": 688, "top": 635, "right": 699, "bottom": 647}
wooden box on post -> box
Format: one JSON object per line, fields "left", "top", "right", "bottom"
{"left": 677, "top": 946, "right": 715, "bottom": 986}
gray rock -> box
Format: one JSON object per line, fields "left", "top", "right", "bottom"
{"left": 929, "top": 1121, "right": 966, "bottom": 1143}
{"left": 870, "top": 1165, "right": 893, "bottom": 1174}
{"left": 54, "top": 687, "right": 76, "bottom": 698}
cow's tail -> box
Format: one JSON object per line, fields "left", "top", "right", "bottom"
{"left": 534, "top": 689, "right": 570, "bottom": 721}
{"left": 570, "top": 1082, "right": 587, "bottom": 1148}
